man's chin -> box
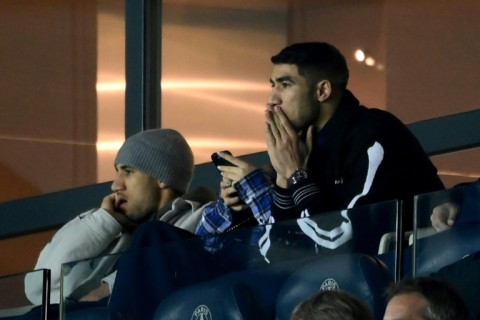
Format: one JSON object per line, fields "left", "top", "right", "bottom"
{"left": 125, "top": 211, "right": 153, "bottom": 224}
{"left": 291, "top": 122, "right": 307, "bottom": 134}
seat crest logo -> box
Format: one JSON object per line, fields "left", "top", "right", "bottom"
{"left": 191, "top": 304, "right": 212, "bottom": 320}
{"left": 320, "top": 278, "right": 339, "bottom": 291}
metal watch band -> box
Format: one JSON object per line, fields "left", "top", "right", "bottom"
{"left": 287, "top": 169, "right": 308, "bottom": 186}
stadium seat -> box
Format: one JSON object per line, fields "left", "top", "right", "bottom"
{"left": 152, "top": 280, "right": 269, "bottom": 320}
{"left": 275, "top": 253, "right": 393, "bottom": 320}
{"left": 414, "top": 223, "right": 480, "bottom": 276}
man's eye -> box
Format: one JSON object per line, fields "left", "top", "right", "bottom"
{"left": 281, "top": 82, "right": 290, "bottom": 88}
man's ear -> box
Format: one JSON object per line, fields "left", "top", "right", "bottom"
{"left": 315, "top": 80, "right": 332, "bottom": 102}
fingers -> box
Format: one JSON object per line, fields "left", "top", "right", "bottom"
{"left": 265, "top": 106, "right": 311, "bottom": 178}
{"left": 431, "top": 216, "right": 449, "bottom": 232}
{"left": 446, "top": 202, "right": 459, "bottom": 226}
{"left": 220, "top": 179, "right": 236, "bottom": 193}
{"left": 101, "top": 193, "right": 117, "bottom": 212}
{"left": 216, "top": 152, "right": 241, "bottom": 167}
{"left": 220, "top": 170, "right": 236, "bottom": 184}
{"left": 219, "top": 162, "right": 257, "bottom": 182}
{"left": 265, "top": 106, "right": 287, "bottom": 140}
{"left": 430, "top": 205, "right": 448, "bottom": 231}
{"left": 220, "top": 179, "right": 233, "bottom": 189}
{"left": 265, "top": 106, "right": 296, "bottom": 141}
{"left": 230, "top": 203, "right": 249, "bottom": 212}
{"left": 273, "top": 106, "right": 296, "bottom": 136}
{"left": 265, "top": 110, "right": 279, "bottom": 146}
{"left": 430, "top": 202, "right": 459, "bottom": 231}
{"left": 220, "top": 183, "right": 245, "bottom": 210}
{"left": 216, "top": 152, "right": 255, "bottom": 172}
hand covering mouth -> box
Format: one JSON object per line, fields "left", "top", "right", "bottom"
{"left": 115, "top": 196, "right": 128, "bottom": 209}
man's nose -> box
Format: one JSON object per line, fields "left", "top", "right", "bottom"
{"left": 111, "top": 175, "right": 124, "bottom": 192}
{"left": 267, "top": 89, "right": 280, "bottom": 108}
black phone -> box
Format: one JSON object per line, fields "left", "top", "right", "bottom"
{"left": 211, "top": 150, "right": 235, "bottom": 168}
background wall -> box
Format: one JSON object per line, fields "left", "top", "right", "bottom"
{"left": 0, "top": 0, "right": 98, "bottom": 275}
{"left": 0, "top": 0, "right": 98, "bottom": 203}
{"left": 161, "top": 0, "right": 287, "bottom": 163}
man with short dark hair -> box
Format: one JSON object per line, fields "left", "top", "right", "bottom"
{"left": 383, "top": 277, "right": 469, "bottom": 320}
{"left": 207, "top": 43, "right": 444, "bottom": 252}
{"left": 264, "top": 42, "right": 444, "bottom": 243}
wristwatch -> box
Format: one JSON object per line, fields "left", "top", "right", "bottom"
{"left": 287, "top": 169, "right": 308, "bottom": 187}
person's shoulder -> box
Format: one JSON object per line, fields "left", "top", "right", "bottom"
{"left": 362, "top": 107, "right": 405, "bottom": 126}
{"left": 182, "top": 186, "right": 217, "bottom": 204}
{"left": 352, "top": 107, "right": 409, "bottom": 136}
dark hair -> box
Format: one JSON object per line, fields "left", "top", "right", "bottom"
{"left": 271, "top": 42, "right": 349, "bottom": 90}
{"left": 385, "top": 277, "right": 469, "bottom": 320}
{"left": 291, "top": 289, "right": 373, "bottom": 320}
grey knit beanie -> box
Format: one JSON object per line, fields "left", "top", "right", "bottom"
{"left": 114, "top": 128, "right": 194, "bottom": 194}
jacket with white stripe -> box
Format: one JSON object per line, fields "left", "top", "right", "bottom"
{"left": 272, "top": 90, "right": 444, "bottom": 229}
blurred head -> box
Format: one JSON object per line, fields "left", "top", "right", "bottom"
{"left": 383, "top": 277, "right": 469, "bottom": 320}
{"left": 291, "top": 289, "right": 373, "bottom": 320}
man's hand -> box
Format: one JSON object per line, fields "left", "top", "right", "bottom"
{"left": 79, "top": 282, "right": 110, "bottom": 302}
{"left": 265, "top": 106, "right": 313, "bottom": 187}
{"left": 430, "top": 202, "right": 459, "bottom": 232}
{"left": 101, "top": 194, "right": 138, "bottom": 232}
{"left": 219, "top": 179, "right": 248, "bottom": 212}
{"left": 215, "top": 153, "right": 256, "bottom": 212}
{"left": 215, "top": 152, "right": 257, "bottom": 184}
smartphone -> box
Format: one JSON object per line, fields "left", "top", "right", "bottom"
{"left": 211, "top": 150, "right": 236, "bottom": 168}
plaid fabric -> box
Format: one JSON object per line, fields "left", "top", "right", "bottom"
{"left": 236, "top": 169, "right": 274, "bottom": 225}
{"left": 195, "top": 169, "right": 274, "bottom": 236}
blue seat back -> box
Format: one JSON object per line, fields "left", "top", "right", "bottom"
{"left": 415, "top": 223, "right": 480, "bottom": 276}
{"left": 275, "top": 253, "right": 392, "bottom": 320}
{"left": 153, "top": 280, "right": 268, "bottom": 320}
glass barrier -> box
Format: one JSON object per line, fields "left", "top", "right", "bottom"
{"left": 412, "top": 180, "right": 480, "bottom": 277}
{"left": 60, "top": 200, "right": 398, "bottom": 319}
{"left": 59, "top": 253, "right": 121, "bottom": 320}
{"left": 412, "top": 180, "right": 480, "bottom": 318}
{"left": 0, "top": 269, "right": 49, "bottom": 319}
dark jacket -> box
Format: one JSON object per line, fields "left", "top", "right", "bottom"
{"left": 273, "top": 90, "right": 444, "bottom": 228}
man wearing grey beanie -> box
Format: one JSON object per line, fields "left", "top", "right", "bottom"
{"left": 25, "top": 128, "right": 217, "bottom": 307}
